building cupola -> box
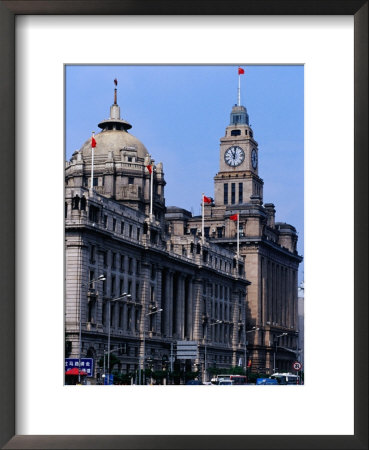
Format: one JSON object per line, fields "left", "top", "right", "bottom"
{"left": 230, "top": 104, "right": 249, "bottom": 126}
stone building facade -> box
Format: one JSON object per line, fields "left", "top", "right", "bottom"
{"left": 65, "top": 88, "right": 250, "bottom": 384}
{"left": 184, "top": 103, "right": 303, "bottom": 374}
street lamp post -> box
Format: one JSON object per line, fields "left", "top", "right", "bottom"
{"left": 106, "top": 292, "right": 131, "bottom": 384}
{"left": 204, "top": 320, "right": 223, "bottom": 382}
{"left": 139, "top": 307, "right": 163, "bottom": 385}
{"left": 79, "top": 274, "right": 106, "bottom": 384}
{"left": 273, "top": 332, "right": 287, "bottom": 374}
{"left": 244, "top": 327, "right": 259, "bottom": 376}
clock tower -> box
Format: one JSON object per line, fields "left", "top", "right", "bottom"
{"left": 214, "top": 103, "right": 263, "bottom": 207}
{"left": 185, "top": 71, "right": 302, "bottom": 375}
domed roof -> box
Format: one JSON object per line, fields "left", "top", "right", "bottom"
{"left": 78, "top": 129, "right": 149, "bottom": 160}
{"left": 72, "top": 82, "right": 149, "bottom": 161}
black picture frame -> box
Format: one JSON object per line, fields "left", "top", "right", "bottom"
{"left": 0, "top": 1, "right": 367, "bottom": 449}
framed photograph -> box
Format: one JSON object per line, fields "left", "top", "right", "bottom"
{"left": 1, "top": 1, "right": 367, "bottom": 449}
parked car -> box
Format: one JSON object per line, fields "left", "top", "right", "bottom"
{"left": 256, "top": 378, "right": 278, "bottom": 385}
{"left": 186, "top": 380, "right": 202, "bottom": 385}
{"left": 218, "top": 380, "right": 234, "bottom": 385}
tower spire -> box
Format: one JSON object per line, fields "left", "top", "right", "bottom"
{"left": 97, "top": 79, "right": 132, "bottom": 131}
{"left": 114, "top": 78, "right": 118, "bottom": 105}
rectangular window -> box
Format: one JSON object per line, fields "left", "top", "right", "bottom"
{"left": 102, "top": 251, "right": 107, "bottom": 267}
{"left": 111, "top": 276, "right": 116, "bottom": 296}
{"left": 128, "top": 177, "right": 134, "bottom": 185}
{"left": 89, "top": 205, "right": 99, "bottom": 223}
{"left": 112, "top": 218, "right": 116, "bottom": 232}
{"left": 204, "top": 227, "right": 210, "bottom": 238}
{"left": 102, "top": 301, "right": 106, "bottom": 325}
{"left": 239, "top": 183, "right": 243, "bottom": 204}
{"left": 89, "top": 245, "right": 95, "bottom": 263}
{"left": 224, "top": 183, "right": 228, "bottom": 205}
{"left": 121, "top": 221, "right": 124, "bottom": 234}
{"left": 137, "top": 228, "right": 140, "bottom": 241}
{"left": 128, "top": 258, "right": 133, "bottom": 274}
{"left": 231, "top": 129, "right": 241, "bottom": 136}
{"left": 112, "top": 252, "right": 116, "bottom": 269}
{"left": 93, "top": 177, "right": 98, "bottom": 187}
{"left": 129, "top": 225, "right": 133, "bottom": 238}
{"left": 120, "top": 278, "right": 124, "bottom": 296}
{"left": 231, "top": 183, "right": 235, "bottom": 204}
{"left": 217, "top": 227, "right": 223, "bottom": 238}
{"left": 120, "top": 255, "right": 125, "bottom": 272}
{"left": 118, "top": 305, "right": 123, "bottom": 328}
{"left": 104, "top": 215, "right": 108, "bottom": 228}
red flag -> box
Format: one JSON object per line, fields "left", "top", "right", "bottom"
{"left": 247, "top": 359, "right": 252, "bottom": 368}
{"left": 238, "top": 67, "right": 245, "bottom": 75}
{"left": 146, "top": 165, "right": 152, "bottom": 174}
{"left": 230, "top": 214, "right": 238, "bottom": 221}
{"left": 91, "top": 136, "right": 97, "bottom": 148}
{"left": 203, "top": 196, "right": 212, "bottom": 204}
{"left": 114, "top": 78, "right": 118, "bottom": 86}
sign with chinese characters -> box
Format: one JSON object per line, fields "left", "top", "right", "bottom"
{"left": 65, "top": 358, "right": 94, "bottom": 377}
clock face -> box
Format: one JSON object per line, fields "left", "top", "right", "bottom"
{"left": 251, "top": 149, "right": 258, "bottom": 169}
{"left": 224, "top": 146, "right": 245, "bottom": 167}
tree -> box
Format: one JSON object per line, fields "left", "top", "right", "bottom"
{"left": 98, "top": 352, "right": 119, "bottom": 370}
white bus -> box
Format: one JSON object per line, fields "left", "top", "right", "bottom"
{"left": 270, "top": 373, "right": 300, "bottom": 385}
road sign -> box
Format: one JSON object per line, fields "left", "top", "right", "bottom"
{"left": 293, "top": 361, "right": 302, "bottom": 371}
{"left": 65, "top": 358, "right": 94, "bottom": 377}
{"left": 176, "top": 340, "right": 198, "bottom": 360}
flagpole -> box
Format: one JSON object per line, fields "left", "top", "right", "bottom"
{"left": 90, "top": 131, "right": 95, "bottom": 191}
{"left": 149, "top": 163, "right": 153, "bottom": 222}
{"left": 238, "top": 72, "right": 241, "bottom": 106}
{"left": 237, "top": 214, "right": 240, "bottom": 258}
{"left": 201, "top": 193, "right": 205, "bottom": 244}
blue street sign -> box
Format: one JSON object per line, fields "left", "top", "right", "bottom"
{"left": 104, "top": 374, "right": 114, "bottom": 385}
{"left": 65, "top": 358, "right": 94, "bottom": 377}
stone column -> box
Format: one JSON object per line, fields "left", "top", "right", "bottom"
{"left": 261, "top": 258, "right": 267, "bottom": 326}
{"left": 293, "top": 269, "right": 298, "bottom": 329}
{"left": 287, "top": 267, "right": 292, "bottom": 328}
{"left": 192, "top": 278, "right": 203, "bottom": 341}
{"left": 155, "top": 266, "right": 163, "bottom": 334}
{"left": 164, "top": 270, "right": 173, "bottom": 337}
{"left": 276, "top": 265, "right": 281, "bottom": 325}
{"left": 283, "top": 267, "right": 287, "bottom": 327}
{"left": 272, "top": 263, "right": 277, "bottom": 324}
{"left": 139, "top": 261, "right": 151, "bottom": 362}
{"left": 177, "top": 275, "right": 185, "bottom": 339}
{"left": 185, "top": 277, "right": 194, "bottom": 339}
{"left": 231, "top": 286, "right": 239, "bottom": 348}
{"left": 267, "top": 260, "right": 271, "bottom": 324}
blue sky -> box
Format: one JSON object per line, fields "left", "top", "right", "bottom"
{"left": 65, "top": 65, "right": 304, "bottom": 282}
